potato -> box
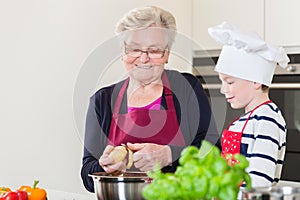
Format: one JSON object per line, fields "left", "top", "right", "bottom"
{"left": 126, "top": 148, "right": 133, "bottom": 169}
{"left": 109, "top": 146, "right": 127, "bottom": 163}
{"left": 109, "top": 145, "right": 134, "bottom": 172}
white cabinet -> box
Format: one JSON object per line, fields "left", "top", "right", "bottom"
{"left": 265, "top": 0, "right": 300, "bottom": 47}
{"left": 192, "top": 0, "right": 264, "bottom": 50}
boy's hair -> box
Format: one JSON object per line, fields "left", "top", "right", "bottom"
{"left": 262, "top": 84, "right": 269, "bottom": 92}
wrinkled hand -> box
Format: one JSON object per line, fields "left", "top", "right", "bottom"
{"left": 126, "top": 142, "right": 172, "bottom": 172}
{"left": 99, "top": 145, "right": 127, "bottom": 174}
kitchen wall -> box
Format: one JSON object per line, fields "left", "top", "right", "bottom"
{"left": 0, "top": 0, "right": 193, "bottom": 195}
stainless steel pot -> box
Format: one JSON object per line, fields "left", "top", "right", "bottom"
{"left": 89, "top": 172, "right": 151, "bottom": 200}
{"left": 241, "top": 186, "right": 300, "bottom": 200}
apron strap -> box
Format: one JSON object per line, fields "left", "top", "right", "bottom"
{"left": 161, "top": 72, "right": 175, "bottom": 111}
{"left": 113, "top": 71, "right": 175, "bottom": 114}
{"left": 112, "top": 78, "right": 129, "bottom": 115}
{"left": 240, "top": 100, "right": 273, "bottom": 133}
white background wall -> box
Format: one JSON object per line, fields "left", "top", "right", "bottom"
{"left": 0, "top": 0, "right": 193, "bottom": 195}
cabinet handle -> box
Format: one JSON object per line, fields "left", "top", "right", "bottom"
{"left": 203, "top": 83, "right": 300, "bottom": 90}
{"left": 202, "top": 84, "right": 221, "bottom": 90}
{"left": 270, "top": 83, "right": 300, "bottom": 89}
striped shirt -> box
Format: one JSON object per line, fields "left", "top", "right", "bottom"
{"left": 228, "top": 102, "right": 286, "bottom": 187}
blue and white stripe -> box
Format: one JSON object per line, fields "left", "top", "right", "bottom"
{"left": 229, "top": 102, "right": 286, "bottom": 187}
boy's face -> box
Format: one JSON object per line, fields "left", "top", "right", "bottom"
{"left": 218, "top": 73, "right": 262, "bottom": 112}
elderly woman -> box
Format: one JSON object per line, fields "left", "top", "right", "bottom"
{"left": 81, "top": 6, "right": 220, "bottom": 192}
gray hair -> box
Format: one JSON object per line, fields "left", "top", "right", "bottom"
{"left": 115, "top": 6, "right": 177, "bottom": 47}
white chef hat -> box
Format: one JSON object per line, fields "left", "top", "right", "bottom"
{"left": 208, "top": 21, "right": 290, "bottom": 86}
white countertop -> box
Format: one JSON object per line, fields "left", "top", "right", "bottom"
{"left": 278, "top": 180, "right": 300, "bottom": 187}
{"left": 47, "top": 189, "right": 95, "bottom": 200}
{"left": 46, "top": 180, "right": 300, "bottom": 200}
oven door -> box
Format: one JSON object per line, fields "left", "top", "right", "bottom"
{"left": 269, "top": 79, "right": 300, "bottom": 182}
{"left": 201, "top": 75, "right": 300, "bottom": 182}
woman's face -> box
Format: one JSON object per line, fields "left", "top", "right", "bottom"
{"left": 218, "top": 73, "right": 257, "bottom": 111}
{"left": 122, "top": 27, "right": 170, "bottom": 84}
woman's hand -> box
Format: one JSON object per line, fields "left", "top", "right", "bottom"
{"left": 126, "top": 142, "right": 172, "bottom": 171}
{"left": 99, "top": 145, "right": 127, "bottom": 174}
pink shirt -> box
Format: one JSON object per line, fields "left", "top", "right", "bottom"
{"left": 128, "top": 96, "right": 162, "bottom": 112}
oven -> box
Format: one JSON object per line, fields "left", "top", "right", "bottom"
{"left": 193, "top": 53, "right": 300, "bottom": 182}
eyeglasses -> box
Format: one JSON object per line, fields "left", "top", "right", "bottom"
{"left": 124, "top": 43, "right": 168, "bottom": 59}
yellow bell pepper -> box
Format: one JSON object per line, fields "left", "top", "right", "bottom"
{"left": 0, "top": 187, "right": 11, "bottom": 195}
{"left": 19, "top": 180, "right": 47, "bottom": 200}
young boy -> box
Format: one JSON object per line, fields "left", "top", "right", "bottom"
{"left": 208, "top": 22, "right": 290, "bottom": 187}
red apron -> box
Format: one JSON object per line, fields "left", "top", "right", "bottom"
{"left": 222, "top": 100, "right": 272, "bottom": 165}
{"left": 108, "top": 72, "right": 185, "bottom": 147}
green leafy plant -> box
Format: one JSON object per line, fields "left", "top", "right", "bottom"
{"left": 142, "top": 140, "right": 252, "bottom": 200}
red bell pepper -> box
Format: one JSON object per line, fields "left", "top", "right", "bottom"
{"left": 16, "top": 191, "right": 28, "bottom": 200}
{"left": 0, "top": 191, "right": 28, "bottom": 200}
